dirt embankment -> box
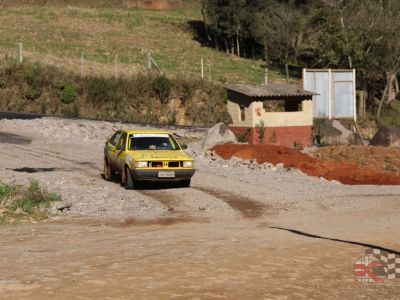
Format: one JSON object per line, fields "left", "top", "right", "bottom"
{"left": 211, "top": 144, "right": 400, "bottom": 185}
{"left": 312, "top": 145, "right": 400, "bottom": 174}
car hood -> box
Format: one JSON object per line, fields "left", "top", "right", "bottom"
{"left": 126, "top": 150, "right": 193, "bottom": 161}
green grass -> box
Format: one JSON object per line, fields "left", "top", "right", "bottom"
{"left": 0, "top": 180, "right": 62, "bottom": 223}
{"left": 7, "top": 180, "right": 62, "bottom": 214}
{"left": 379, "top": 101, "right": 400, "bottom": 128}
{"left": 0, "top": 5, "right": 282, "bottom": 84}
{"left": 0, "top": 183, "right": 15, "bottom": 199}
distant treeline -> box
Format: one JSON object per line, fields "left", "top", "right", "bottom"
{"left": 201, "top": 0, "right": 400, "bottom": 118}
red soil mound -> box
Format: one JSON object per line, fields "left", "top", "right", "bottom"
{"left": 211, "top": 144, "right": 400, "bottom": 185}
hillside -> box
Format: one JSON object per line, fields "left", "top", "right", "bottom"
{"left": 0, "top": 1, "right": 281, "bottom": 84}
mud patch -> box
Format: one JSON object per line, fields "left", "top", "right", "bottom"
{"left": 117, "top": 216, "right": 205, "bottom": 227}
{"left": 65, "top": 216, "right": 205, "bottom": 227}
{"left": 193, "top": 186, "right": 267, "bottom": 218}
{"left": 9, "top": 167, "right": 62, "bottom": 173}
{"left": 0, "top": 132, "right": 31, "bottom": 145}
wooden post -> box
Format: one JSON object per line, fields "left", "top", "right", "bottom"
{"left": 201, "top": 58, "right": 204, "bottom": 79}
{"left": 150, "top": 56, "right": 162, "bottom": 75}
{"left": 147, "top": 52, "right": 152, "bottom": 70}
{"left": 264, "top": 68, "right": 268, "bottom": 85}
{"left": 357, "top": 90, "right": 365, "bottom": 118}
{"left": 80, "top": 52, "right": 84, "bottom": 76}
{"left": 18, "top": 43, "right": 23, "bottom": 64}
{"left": 114, "top": 53, "right": 118, "bottom": 78}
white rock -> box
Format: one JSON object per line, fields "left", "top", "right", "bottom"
{"left": 201, "top": 123, "right": 237, "bottom": 150}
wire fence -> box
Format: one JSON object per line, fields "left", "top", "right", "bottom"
{"left": 0, "top": 43, "right": 230, "bottom": 82}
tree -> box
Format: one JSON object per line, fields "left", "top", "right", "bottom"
{"left": 309, "top": 0, "right": 400, "bottom": 117}
{"left": 251, "top": 1, "right": 303, "bottom": 81}
{"left": 205, "top": 0, "right": 251, "bottom": 56}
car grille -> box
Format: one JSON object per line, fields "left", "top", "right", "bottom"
{"left": 148, "top": 161, "right": 182, "bottom": 168}
{"left": 168, "top": 161, "right": 180, "bottom": 168}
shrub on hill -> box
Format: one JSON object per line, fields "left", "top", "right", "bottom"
{"left": 0, "top": 62, "right": 230, "bottom": 126}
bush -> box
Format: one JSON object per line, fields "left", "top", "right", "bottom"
{"left": 25, "top": 86, "right": 41, "bottom": 100}
{"left": 181, "top": 82, "right": 194, "bottom": 103}
{"left": 236, "top": 128, "right": 251, "bottom": 143}
{"left": 256, "top": 120, "right": 266, "bottom": 144}
{"left": 6, "top": 180, "right": 61, "bottom": 214}
{"left": 152, "top": 75, "right": 172, "bottom": 103}
{"left": 57, "top": 82, "right": 78, "bottom": 104}
{"left": 218, "top": 111, "right": 233, "bottom": 125}
{"left": 86, "top": 77, "right": 112, "bottom": 103}
{"left": 0, "top": 62, "right": 230, "bottom": 127}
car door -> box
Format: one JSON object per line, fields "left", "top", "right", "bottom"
{"left": 115, "top": 132, "right": 128, "bottom": 173}
{"left": 107, "top": 131, "right": 121, "bottom": 170}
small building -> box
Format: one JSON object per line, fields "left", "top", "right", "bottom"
{"left": 226, "top": 83, "right": 315, "bottom": 148}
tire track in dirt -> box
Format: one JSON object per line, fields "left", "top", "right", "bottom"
{"left": 192, "top": 186, "right": 268, "bottom": 218}
{"left": 3, "top": 144, "right": 101, "bottom": 175}
{"left": 138, "top": 189, "right": 182, "bottom": 209}
{"left": 337, "top": 193, "right": 400, "bottom": 198}
{"left": 13, "top": 144, "right": 100, "bottom": 170}
{"left": 0, "top": 144, "right": 58, "bottom": 167}
{"left": 137, "top": 187, "right": 241, "bottom": 220}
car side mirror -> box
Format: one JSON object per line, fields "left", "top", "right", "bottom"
{"left": 181, "top": 144, "right": 188, "bottom": 150}
{"left": 116, "top": 144, "right": 125, "bottom": 151}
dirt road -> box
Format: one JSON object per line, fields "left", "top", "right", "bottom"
{"left": 0, "top": 118, "right": 399, "bottom": 299}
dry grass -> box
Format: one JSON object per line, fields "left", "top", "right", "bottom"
{"left": 0, "top": 5, "right": 281, "bottom": 83}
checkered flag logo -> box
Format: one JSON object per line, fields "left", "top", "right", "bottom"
{"left": 366, "top": 248, "right": 400, "bottom": 280}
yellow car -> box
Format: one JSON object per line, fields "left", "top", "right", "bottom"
{"left": 103, "top": 129, "right": 195, "bottom": 189}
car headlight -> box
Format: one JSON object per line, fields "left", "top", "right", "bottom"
{"left": 134, "top": 161, "right": 148, "bottom": 168}
{"left": 182, "top": 161, "right": 194, "bottom": 168}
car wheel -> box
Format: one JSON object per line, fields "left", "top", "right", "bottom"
{"left": 104, "top": 158, "right": 114, "bottom": 181}
{"left": 180, "top": 179, "right": 191, "bottom": 188}
{"left": 124, "top": 166, "right": 136, "bottom": 190}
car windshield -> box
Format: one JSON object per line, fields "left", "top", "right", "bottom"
{"left": 129, "top": 134, "right": 179, "bottom": 150}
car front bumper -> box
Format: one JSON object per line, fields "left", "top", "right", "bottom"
{"left": 131, "top": 169, "right": 195, "bottom": 181}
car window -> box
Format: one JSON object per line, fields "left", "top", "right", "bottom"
{"left": 109, "top": 132, "right": 121, "bottom": 146}
{"left": 117, "top": 132, "right": 127, "bottom": 149}
{"left": 129, "top": 134, "right": 179, "bottom": 150}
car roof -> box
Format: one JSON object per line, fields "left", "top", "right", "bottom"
{"left": 122, "top": 128, "right": 171, "bottom": 134}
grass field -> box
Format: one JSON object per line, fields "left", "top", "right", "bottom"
{"left": 0, "top": 3, "right": 282, "bottom": 84}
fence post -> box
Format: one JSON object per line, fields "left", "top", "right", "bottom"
{"left": 147, "top": 52, "right": 152, "bottom": 70}
{"left": 80, "top": 52, "right": 84, "bottom": 76}
{"left": 18, "top": 43, "right": 23, "bottom": 64}
{"left": 264, "top": 68, "right": 268, "bottom": 85}
{"left": 201, "top": 58, "right": 204, "bottom": 79}
{"left": 114, "top": 53, "right": 118, "bottom": 78}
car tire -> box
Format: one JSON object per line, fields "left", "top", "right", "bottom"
{"left": 180, "top": 179, "right": 191, "bottom": 188}
{"left": 124, "top": 166, "right": 136, "bottom": 190}
{"left": 104, "top": 158, "right": 114, "bottom": 181}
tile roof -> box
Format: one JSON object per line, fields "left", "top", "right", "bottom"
{"left": 226, "top": 83, "right": 316, "bottom": 99}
